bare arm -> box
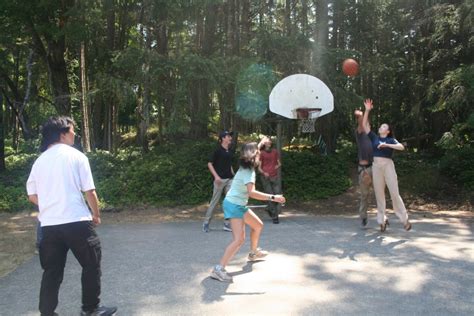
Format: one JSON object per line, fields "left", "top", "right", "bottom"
{"left": 246, "top": 183, "right": 285, "bottom": 204}
{"left": 275, "top": 158, "right": 281, "bottom": 170}
{"left": 362, "top": 99, "right": 373, "bottom": 134}
{"left": 355, "top": 110, "right": 364, "bottom": 133}
{"left": 379, "top": 143, "right": 405, "bottom": 151}
{"left": 207, "top": 162, "right": 221, "bottom": 182}
{"left": 28, "top": 194, "right": 38, "bottom": 206}
{"left": 85, "top": 189, "right": 101, "bottom": 225}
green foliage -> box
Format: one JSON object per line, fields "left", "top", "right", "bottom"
{"left": 439, "top": 146, "right": 474, "bottom": 190}
{"left": 0, "top": 153, "right": 38, "bottom": 212}
{"left": 94, "top": 144, "right": 352, "bottom": 206}
{"left": 0, "top": 140, "right": 354, "bottom": 212}
{"left": 89, "top": 141, "right": 217, "bottom": 207}
{"left": 281, "top": 150, "right": 351, "bottom": 200}
{"left": 395, "top": 152, "right": 445, "bottom": 197}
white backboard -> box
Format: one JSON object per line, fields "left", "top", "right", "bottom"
{"left": 269, "top": 74, "right": 334, "bottom": 119}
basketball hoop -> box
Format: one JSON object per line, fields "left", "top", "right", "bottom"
{"left": 295, "top": 108, "right": 321, "bottom": 133}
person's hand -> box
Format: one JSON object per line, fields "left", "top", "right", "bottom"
{"left": 354, "top": 109, "right": 363, "bottom": 117}
{"left": 93, "top": 215, "right": 101, "bottom": 225}
{"left": 274, "top": 165, "right": 280, "bottom": 170}
{"left": 258, "top": 136, "right": 270, "bottom": 149}
{"left": 274, "top": 194, "right": 286, "bottom": 204}
{"left": 377, "top": 142, "right": 388, "bottom": 149}
{"left": 364, "top": 99, "right": 373, "bottom": 111}
{"left": 214, "top": 176, "right": 222, "bottom": 185}
{"left": 261, "top": 136, "right": 270, "bottom": 143}
{"left": 263, "top": 172, "right": 270, "bottom": 177}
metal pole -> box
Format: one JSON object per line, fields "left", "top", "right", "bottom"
{"left": 276, "top": 121, "right": 283, "bottom": 192}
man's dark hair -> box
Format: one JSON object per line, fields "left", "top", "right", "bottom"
{"left": 40, "top": 116, "right": 75, "bottom": 152}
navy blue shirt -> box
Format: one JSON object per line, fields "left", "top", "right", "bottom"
{"left": 368, "top": 131, "right": 399, "bottom": 159}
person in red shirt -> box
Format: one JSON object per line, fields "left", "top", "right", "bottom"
{"left": 258, "top": 137, "right": 282, "bottom": 223}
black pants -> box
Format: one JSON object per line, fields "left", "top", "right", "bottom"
{"left": 39, "top": 221, "right": 102, "bottom": 316}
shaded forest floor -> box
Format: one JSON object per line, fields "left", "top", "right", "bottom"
{"left": 1, "top": 168, "right": 471, "bottom": 278}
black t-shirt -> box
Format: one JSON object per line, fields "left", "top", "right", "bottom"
{"left": 355, "top": 129, "right": 373, "bottom": 163}
{"left": 209, "top": 145, "right": 234, "bottom": 179}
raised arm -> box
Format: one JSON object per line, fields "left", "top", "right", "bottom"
{"left": 362, "top": 99, "right": 373, "bottom": 134}
{"left": 355, "top": 110, "right": 364, "bottom": 133}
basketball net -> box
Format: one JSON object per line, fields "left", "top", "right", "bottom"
{"left": 295, "top": 108, "right": 321, "bottom": 133}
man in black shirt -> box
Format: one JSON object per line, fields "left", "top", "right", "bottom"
{"left": 203, "top": 131, "right": 235, "bottom": 233}
{"left": 355, "top": 107, "right": 374, "bottom": 228}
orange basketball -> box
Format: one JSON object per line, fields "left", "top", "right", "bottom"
{"left": 342, "top": 58, "right": 359, "bottom": 77}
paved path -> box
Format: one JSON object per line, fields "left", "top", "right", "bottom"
{"left": 1, "top": 213, "right": 473, "bottom": 315}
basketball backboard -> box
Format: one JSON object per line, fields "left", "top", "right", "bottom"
{"left": 269, "top": 74, "right": 334, "bottom": 119}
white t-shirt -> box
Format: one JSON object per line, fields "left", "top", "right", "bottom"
{"left": 26, "top": 144, "right": 95, "bottom": 226}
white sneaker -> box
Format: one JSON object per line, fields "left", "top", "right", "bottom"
{"left": 222, "top": 223, "right": 232, "bottom": 232}
{"left": 248, "top": 248, "right": 269, "bottom": 261}
{"left": 210, "top": 266, "right": 233, "bottom": 282}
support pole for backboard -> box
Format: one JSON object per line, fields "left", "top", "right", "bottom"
{"left": 276, "top": 121, "right": 282, "bottom": 193}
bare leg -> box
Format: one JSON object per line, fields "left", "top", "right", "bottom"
{"left": 243, "top": 209, "right": 264, "bottom": 252}
{"left": 219, "top": 218, "right": 245, "bottom": 267}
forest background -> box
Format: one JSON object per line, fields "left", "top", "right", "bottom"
{"left": 0, "top": 0, "right": 472, "bottom": 212}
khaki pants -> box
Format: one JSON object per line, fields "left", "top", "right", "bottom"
{"left": 358, "top": 166, "right": 372, "bottom": 220}
{"left": 372, "top": 157, "right": 408, "bottom": 225}
{"left": 203, "top": 178, "right": 232, "bottom": 224}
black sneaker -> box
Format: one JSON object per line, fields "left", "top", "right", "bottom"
{"left": 41, "top": 313, "right": 58, "bottom": 316}
{"left": 272, "top": 216, "right": 279, "bottom": 224}
{"left": 361, "top": 218, "right": 368, "bottom": 228}
{"left": 80, "top": 306, "right": 117, "bottom": 316}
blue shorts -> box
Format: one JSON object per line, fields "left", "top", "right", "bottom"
{"left": 223, "top": 199, "right": 248, "bottom": 219}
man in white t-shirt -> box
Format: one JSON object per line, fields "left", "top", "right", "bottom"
{"left": 26, "top": 117, "right": 117, "bottom": 316}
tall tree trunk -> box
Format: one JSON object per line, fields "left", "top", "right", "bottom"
{"left": 80, "top": 42, "right": 91, "bottom": 152}
{"left": 47, "top": 36, "right": 71, "bottom": 115}
{"left": 0, "top": 78, "right": 30, "bottom": 141}
{"left": 156, "top": 5, "right": 169, "bottom": 142}
{"left": 189, "top": 2, "right": 219, "bottom": 139}
{"left": 285, "top": 0, "right": 292, "bottom": 36}
{"left": 241, "top": 0, "right": 251, "bottom": 54}
{"left": 27, "top": 16, "right": 72, "bottom": 115}
{"left": 315, "top": 0, "right": 335, "bottom": 152}
{"left": 138, "top": 67, "right": 151, "bottom": 152}
{"left": 106, "top": 0, "right": 117, "bottom": 152}
{"left": 0, "top": 93, "right": 5, "bottom": 172}
{"left": 301, "top": 0, "right": 309, "bottom": 35}
{"left": 137, "top": 2, "right": 150, "bottom": 152}
{"left": 314, "top": 0, "right": 329, "bottom": 76}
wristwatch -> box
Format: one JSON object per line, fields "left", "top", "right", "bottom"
{"left": 270, "top": 195, "right": 275, "bottom": 201}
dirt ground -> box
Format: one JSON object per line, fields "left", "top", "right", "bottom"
{"left": 1, "top": 172, "right": 472, "bottom": 278}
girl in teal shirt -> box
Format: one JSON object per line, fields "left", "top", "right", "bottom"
{"left": 210, "top": 137, "right": 286, "bottom": 282}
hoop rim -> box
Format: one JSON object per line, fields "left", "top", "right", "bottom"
{"left": 295, "top": 107, "right": 322, "bottom": 119}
